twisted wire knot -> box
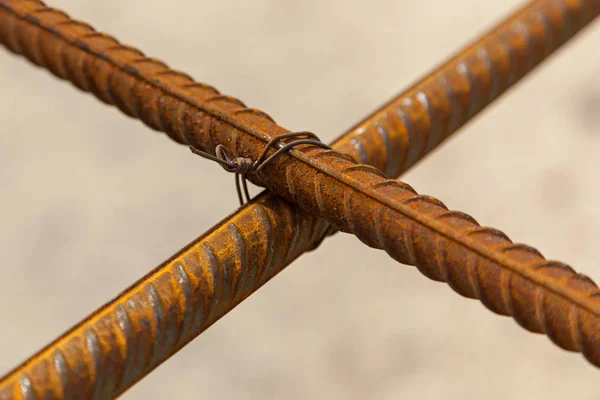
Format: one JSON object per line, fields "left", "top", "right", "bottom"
{"left": 215, "top": 145, "right": 254, "bottom": 174}
{"left": 190, "top": 131, "right": 331, "bottom": 206}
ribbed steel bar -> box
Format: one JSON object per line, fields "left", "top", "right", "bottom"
{"left": 0, "top": 0, "right": 599, "bottom": 399}
{"left": 331, "top": 0, "right": 598, "bottom": 175}
{"left": 0, "top": 192, "right": 332, "bottom": 400}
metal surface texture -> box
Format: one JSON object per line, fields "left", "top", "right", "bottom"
{"left": 330, "top": 0, "right": 599, "bottom": 175}
{"left": 0, "top": 0, "right": 599, "bottom": 399}
{"left": 190, "top": 131, "right": 332, "bottom": 206}
{"left": 0, "top": 192, "right": 331, "bottom": 400}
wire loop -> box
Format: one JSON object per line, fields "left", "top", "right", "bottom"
{"left": 190, "top": 131, "right": 331, "bottom": 205}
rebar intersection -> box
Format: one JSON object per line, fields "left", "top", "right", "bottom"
{"left": 0, "top": 0, "right": 599, "bottom": 398}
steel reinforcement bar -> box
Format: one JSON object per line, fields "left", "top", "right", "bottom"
{"left": 0, "top": 0, "right": 599, "bottom": 399}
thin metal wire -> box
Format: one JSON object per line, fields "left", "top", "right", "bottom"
{"left": 190, "top": 131, "right": 331, "bottom": 205}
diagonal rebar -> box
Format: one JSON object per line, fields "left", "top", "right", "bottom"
{"left": 0, "top": 191, "right": 332, "bottom": 400}
{"left": 0, "top": 0, "right": 599, "bottom": 399}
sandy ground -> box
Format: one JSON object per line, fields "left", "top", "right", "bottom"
{"left": 1, "top": 0, "right": 600, "bottom": 398}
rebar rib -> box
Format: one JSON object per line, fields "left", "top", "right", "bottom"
{"left": 0, "top": 0, "right": 599, "bottom": 399}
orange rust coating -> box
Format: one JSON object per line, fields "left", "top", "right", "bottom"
{"left": 0, "top": 193, "right": 330, "bottom": 400}
{"left": 331, "top": 0, "right": 598, "bottom": 176}
{"left": 1, "top": 0, "right": 600, "bottom": 399}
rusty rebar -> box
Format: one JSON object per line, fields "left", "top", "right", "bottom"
{"left": 0, "top": 0, "right": 599, "bottom": 399}
{"left": 330, "top": 0, "right": 599, "bottom": 175}
{"left": 0, "top": 192, "right": 332, "bottom": 400}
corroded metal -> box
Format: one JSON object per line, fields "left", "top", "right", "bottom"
{"left": 190, "top": 131, "right": 331, "bottom": 205}
{"left": 0, "top": 193, "right": 331, "bottom": 400}
{"left": 331, "top": 0, "right": 600, "bottom": 175}
{"left": 1, "top": 0, "right": 599, "bottom": 399}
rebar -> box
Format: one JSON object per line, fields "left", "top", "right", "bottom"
{"left": 0, "top": 192, "right": 331, "bottom": 400}
{"left": 330, "top": 0, "right": 600, "bottom": 175}
{"left": 0, "top": 0, "right": 599, "bottom": 399}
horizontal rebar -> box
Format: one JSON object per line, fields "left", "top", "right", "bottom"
{"left": 0, "top": 0, "right": 599, "bottom": 399}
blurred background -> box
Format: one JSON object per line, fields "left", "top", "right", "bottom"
{"left": 1, "top": 0, "right": 599, "bottom": 398}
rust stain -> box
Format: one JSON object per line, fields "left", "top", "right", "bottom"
{"left": 0, "top": 0, "right": 599, "bottom": 399}
{"left": 0, "top": 193, "right": 330, "bottom": 400}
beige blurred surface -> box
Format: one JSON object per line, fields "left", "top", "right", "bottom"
{"left": 1, "top": 0, "right": 600, "bottom": 398}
